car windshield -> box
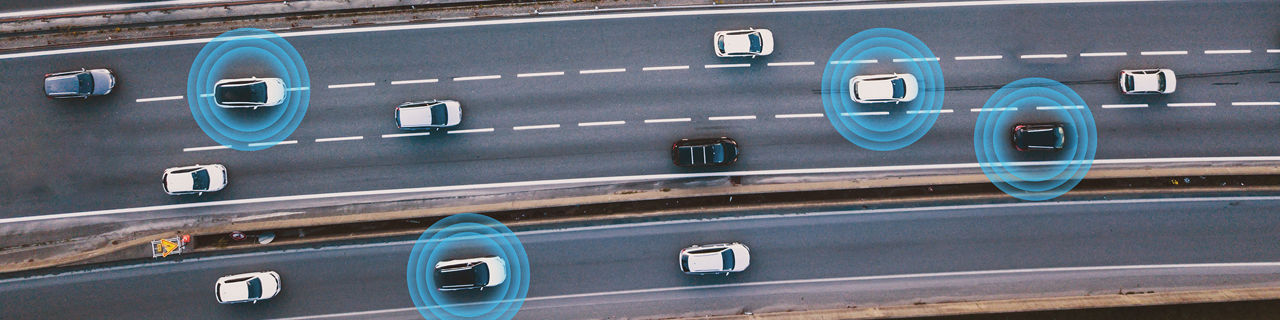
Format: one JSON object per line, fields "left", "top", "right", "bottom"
{"left": 706, "top": 144, "right": 724, "bottom": 163}
{"left": 216, "top": 81, "right": 267, "bottom": 104}
{"left": 1124, "top": 75, "right": 1135, "bottom": 91}
{"left": 191, "top": 168, "right": 210, "bottom": 190}
{"left": 748, "top": 33, "right": 762, "bottom": 53}
{"left": 76, "top": 73, "right": 94, "bottom": 94}
{"left": 430, "top": 104, "right": 448, "bottom": 126}
{"left": 245, "top": 278, "right": 263, "bottom": 299}
{"left": 720, "top": 250, "right": 735, "bottom": 270}
{"left": 891, "top": 78, "right": 906, "bottom": 99}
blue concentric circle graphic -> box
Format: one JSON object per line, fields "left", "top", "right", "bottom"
{"left": 822, "top": 28, "right": 945, "bottom": 151}
{"left": 407, "top": 213, "right": 531, "bottom": 320}
{"left": 187, "top": 28, "right": 310, "bottom": 151}
{"left": 974, "top": 78, "right": 1097, "bottom": 201}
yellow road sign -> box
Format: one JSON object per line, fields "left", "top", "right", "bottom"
{"left": 159, "top": 239, "right": 178, "bottom": 257}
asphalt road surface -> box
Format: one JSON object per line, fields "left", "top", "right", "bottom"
{"left": 1, "top": 0, "right": 1278, "bottom": 217}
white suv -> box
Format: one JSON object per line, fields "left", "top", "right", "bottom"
{"left": 215, "top": 271, "right": 281, "bottom": 304}
{"left": 679, "top": 243, "right": 750, "bottom": 275}
{"left": 163, "top": 164, "right": 227, "bottom": 195}
{"left": 1119, "top": 69, "right": 1176, "bottom": 94}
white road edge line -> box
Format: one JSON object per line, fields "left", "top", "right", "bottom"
{"left": 579, "top": 68, "right": 626, "bottom": 74}
{"left": 182, "top": 145, "right": 230, "bottom": 152}
{"left": 1079, "top": 52, "right": 1127, "bottom": 57}
{"left": 1101, "top": 104, "right": 1149, "bottom": 109}
{"left": 327, "top": 82, "right": 375, "bottom": 89}
{"left": 1019, "top": 54, "right": 1068, "bottom": 59}
{"left": 516, "top": 71, "right": 565, "bottom": 78}
{"left": 1141, "top": 50, "right": 1188, "bottom": 56}
{"left": 775, "top": 113, "right": 824, "bottom": 118}
{"left": 381, "top": 132, "right": 432, "bottom": 138}
{"left": 1231, "top": 101, "right": 1280, "bottom": 106}
{"left": 136, "top": 96, "right": 184, "bottom": 103}
{"left": 390, "top": 79, "right": 439, "bottom": 85}
{"left": 314, "top": 136, "right": 364, "bottom": 143}
{"left": 513, "top": 124, "right": 561, "bottom": 131}
{"left": 232, "top": 211, "right": 306, "bottom": 223}
{"left": 1203, "top": 49, "right": 1251, "bottom": 55}
{"left": 453, "top": 75, "right": 501, "bottom": 81}
{"left": 642, "top": 65, "right": 690, "bottom": 71}
{"left": 767, "top": 61, "right": 816, "bottom": 67}
{"left": 704, "top": 63, "right": 751, "bottom": 69}
{"left": 246, "top": 140, "right": 298, "bottom": 147}
{"left": 644, "top": 118, "right": 692, "bottom": 123}
{"left": 0, "top": 0, "right": 237, "bottom": 19}
{"left": 1167, "top": 102, "right": 1216, "bottom": 108}
{"left": 447, "top": 128, "right": 496, "bottom": 134}
{"left": 954, "top": 55, "right": 1002, "bottom": 61}
{"left": 578, "top": 121, "right": 626, "bottom": 127}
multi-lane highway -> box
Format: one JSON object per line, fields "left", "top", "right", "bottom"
{"left": 3, "top": 196, "right": 1280, "bottom": 319}
{"left": 1, "top": 0, "right": 1278, "bottom": 218}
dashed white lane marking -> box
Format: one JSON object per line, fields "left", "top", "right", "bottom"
{"left": 1035, "top": 105, "right": 1085, "bottom": 110}
{"left": 767, "top": 61, "right": 816, "bottom": 67}
{"left": 905, "top": 109, "right": 954, "bottom": 114}
{"left": 1268, "top": 49, "right": 1280, "bottom": 53}
{"left": 642, "top": 65, "right": 690, "bottom": 71}
{"left": 954, "top": 55, "right": 1003, "bottom": 61}
{"left": 315, "top": 136, "right": 364, "bottom": 143}
{"left": 1020, "top": 54, "right": 1068, "bottom": 59}
{"left": 390, "top": 79, "right": 438, "bottom": 85}
{"left": 830, "top": 59, "right": 878, "bottom": 64}
{"left": 517, "top": 71, "right": 565, "bottom": 78}
{"left": 775, "top": 113, "right": 824, "bottom": 118}
{"left": 579, "top": 68, "right": 626, "bottom": 74}
{"left": 1232, "top": 101, "right": 1280, "bottom": 106}
{"left": 247, "top": 140, "right": 298, "bottom": 147}
{"left": 513, "top": 124, "right": 561, "bottom": 131}
{"left": 182, "top": 145, "right": 230, "bottom": 152}
{"left": 1141, "top": 50, "right": 1188, "bottom": 56}
{"left": 1204, "top": 49, "right": 1251, "bottom": 55}
{"left": 453, "top": 75, "right": 501, "bottom": 81}
{"left": 1167, "top": 102, "right": 1216, "bottom": 108}
{"left": 1101, "top": 104, "right": 1149, "bottom": 109}
{"left": 892, "top": 57, "right": 940, "bottom": 62}
{"left": 448, "top": 128, "right": 496, "bottom": 134}
{"left": 704, "top": 63, "right": 751, "bottom": 69}
{"left": 136, "top": 96, "right": 183, "bottom": 102}
{"left": 197, "top": 93, "right": 214, "bottom": 98}
{"left": 1080, "top": 52, "right": 1127, "bottom": 57}
{"left": 381, "top": 132, "right": 432, "bottom": 138}
{"left": 644, "top": 117, "right": 692, "bottom": 123}
{"left": 286, "top": 87, "right": 310, "bottom": 92}
{"left": 578, "top": 121, "right": 626, "bottom": 127}
{"left": 840, "top": 111, "right": 890, "bottom": 116}
{"left": 327, "top": 82, "right": 375, "bottom": 89}
{"left": 708, "top": 115, "right": 757, "bottom": 121}
{"left": 970, "top": 107, "right": 1018, "bottom": 112}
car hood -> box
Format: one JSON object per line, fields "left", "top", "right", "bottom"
{"left": 445, "top": 101, "right": 463, "bottom": 127}
{"left": 89, "top": 69, "right": 114, "bottom": 95}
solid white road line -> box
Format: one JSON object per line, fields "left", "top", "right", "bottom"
{"left": 644, "top": 117, "right": 692, "bottom": 123}
{"left": 269, "top": 261, "right": 1280, "bottom": 320}
{"left": 314, "top": 136, "right": 363, "bottom": 143}
{"left": 135, "top": 96, "right": 183, "bottom": 103}
{"left": 775, "top": 113, "right": 824, "bottom": 118}
{"left": 829, "top": 59, "right": 878, "bottom": 64}
{"left": 1204, "top": 49, "right": 1251, "bottom": 55}
{"left": 579, "top": 68, "right": 626, "bottom": 74}
{"left": 708, "top": 115, "right": 757, "bottom": 121}
{"left": 1079, "top": 52, "right": 1127, "bottom": 57}
{"left": 1101, "top": 104, "right": 1148, "bottom": 109}
{"left": 10, "top": 155, "right": 1280, "bottom": 224}
{"left": 892, "top": 57, "right": 940, "bottom": 62}
{"left": 327, "top": 82, "right": 375, "bottom": 89}
{"left": 970, "top": 107, "right": 1017, "bottom": 112}
{"left": 841, "top": 111, "right": 890, "bottom": 116}
{"left": 381, "top": 132, "right": 432, "bottom": 138}
{"left": 516, "top": 71, "right": 565, "bottom": 78}
{"left": 1231, "top": 101, "right": 1280, "bottom": 106}
{"left": 1035, "top": 105, "right": 1085, "bottom": 110}
{"left": 905, "top": 109, "right": 954, "bottom": 114}
{"left": 182, "top": 145, "right": 230, "bottom": 152}
{"left": 642, "top": 65, "right": 690, "bottom": 71}
{"left": 247, "top": 140, "right": 298, "bottom": 147}
{"left": 390, "top": 79, "right": 439, "bottom": 85}
{"left": 704, "top": 63, "right": 751, "bottom": 69}
{"left": 767, "top": 61, "right": 816, "bottom": 67}
{"left": 513, "top": 124, "right": 561, "bottom": 131}
{"left": 1167, "top": 102, "right": 1216, "bottom": 108}
{"left": 453, "top": 75, "right": 501, "bottom": 81}
{"left": 448, "top": 128, "right": 496, "bottom": 134}
{"left": 231, "top": 211, "right": 306, "bottom": 223}
{"left": 1141, "top": 50, "right": 1188, "bottom": 55}
{"left": 578, "top": 121, "right": 626, "bottom": 127}
{"left": 0, "top": 0, "right": 237, "bottom": 19}
{"left": 954, "top": 55, "right": 1003, "bottom": 60}
{"left": 1019, "top": 54, "right": 1067, "bottom": 59}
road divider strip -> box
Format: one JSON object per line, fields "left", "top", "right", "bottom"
{"left": 182, "top": 145, "right": 230, "bottom": 152}
{"left": 579, "top": 68, "right": 626, "bottom": 74}
{"left": 767, "top": 61, "right": 816, "bottom": 67}
{"left": 775, "top": 113, "right": 824, "bottom": 118}
{"left": 453, "top": 75, "right": 501, "bottom": 81}
{"left": 642, "top": 65, "right": 690, "bottom": 71}
{"left": 516, "top": 71, "right": 565, "bottom": 78}
{"left": 390, "top": 79, "right": 438, "bottom": 85}
{"left": 1231, "top": 101, "right": 1280, "bottom": 106}
{"left": 447, "top": 128, "right": 496, "bottom": 134}
{"left": 1101, "top": 104, "right": 1148, "bottom": 109}
{"left": 1080, "top": 52, "right": 1127, "bottom": 57}
{"left": 247, "top": 140, "right": 298, "bottom": 147}
{"left": 135, "top": 96, "right": 184, "bottom": 102}
{"left": 1019, "top": 54, "right": 1067, "bottom": 59}
{"left": 704, "top": 63, "right": 751, "bottom": 69}
{"left": 381, "top": 132, "right": 431, "bottom": 138}
{"left": 644, "top": 117, "right": 692, "bottom": 123}
{"left": 327, "top": 82, "right": 375, "bottom": 89}
{"left": 315, "top": 136, "right": 363, "bottom": 143}
{"left": 1141, "top": 50, "right": 1188, "bottom": 56}
{"left": 578, "top": 121, "right": 626, "bottom": 127}
{"left": 1167, "top": 102, "right": 1216, "bottom": 108}
{"left": 1204, "top": 49, "right": 1251, "bottom": 55}
{"left": 708, "top": 115, "right": 757, "bottom": 121}
{"left": 954, "top": 55, "right": 1003, "bottom": 61}
{"left": 513, "top": 124, "right": 561, "bottom": 131}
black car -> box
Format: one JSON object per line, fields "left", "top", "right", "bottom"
{"left": 1012, "top": 123, "right": 1065, "bottom": 151}
{"left": 672, "top": 137, "right": 739, "bottom": 167}
{"left": 433, "top": 256, "right": 506, "bottom": 291}
{"left": 44, "top": 68, "right": 115, "bottom": 99}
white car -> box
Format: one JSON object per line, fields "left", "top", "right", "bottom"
{"left": 1119, "top": 69, "right": 1176, "bottom": 94}
{"left": 434, "top": 256, "right": 506, "bottom": 291}
{"left": 396, "top": 100, "right": 462, "bottom": 130}
{"left": 215, "top": 271, "right": 281, "bottom": 304}
{"left": 163, "top": 164, "right": 227, "bottom": 195}
{"left": 713, "top": 28, "right": 774, "bottom": 57}
{"left": 214, "top": 77, "right": 286, "bottom": 108}
{"left": 679, "top": 242, "right": 750, "bottom": 275}
{"left": 850, "top": 73, "right": 918, "bottom": 103}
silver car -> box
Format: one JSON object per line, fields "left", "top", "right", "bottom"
{"left": 44, "top": 68, "right": 115, "bottom": 99}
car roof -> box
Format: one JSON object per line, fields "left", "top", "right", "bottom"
{"left": 721, "top": 32, "right": 755, "bottom": 54}
{"left": 218, "top": 278, "right": 252, "bottom": 302}
{"left": 856, "top": 79, "right": 896, "bottom": 100}
{"left": 398, "top": 103, "right": 438, "bottom": 127}
{"left": 1130, "top": 73, "right": 1162, "bottom": 92}
{"left": 686, "top": 248, "right": 726, "bottom": 272}
{"left": 165, "top": 170, "right": 197, "bottom": 192}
